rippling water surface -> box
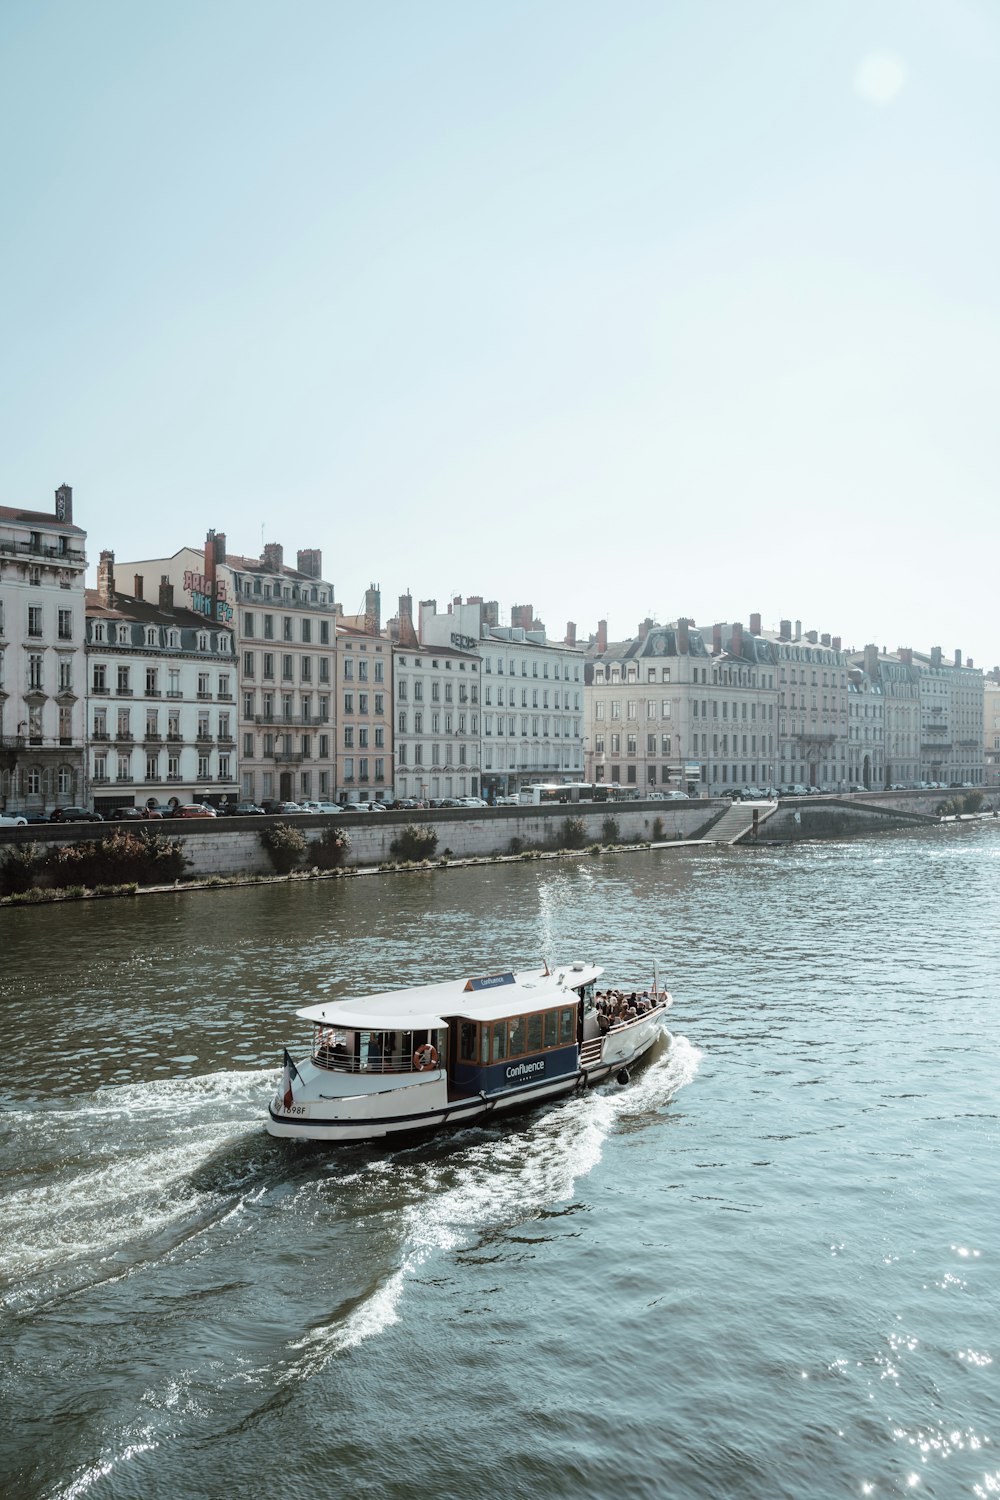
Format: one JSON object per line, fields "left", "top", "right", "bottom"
{"left": 1, "top": 824, "right": 998, "bottom": 1500}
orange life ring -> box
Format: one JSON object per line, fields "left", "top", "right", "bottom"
{"left": 414, "top": 1043, "right": 439, "bottom": 1071}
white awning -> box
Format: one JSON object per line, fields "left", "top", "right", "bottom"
{"left": 296, "top": 1005, "right": 447, "bottom": 1030}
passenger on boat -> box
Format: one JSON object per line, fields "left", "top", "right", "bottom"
{"left": 366, "top": 1033, "right": 384, "bottom": 1072}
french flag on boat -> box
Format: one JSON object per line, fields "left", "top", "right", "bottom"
{"left": 282, "top": 1049, "right": 301, "bottom": 1109}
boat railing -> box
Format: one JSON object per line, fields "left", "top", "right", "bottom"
{"left": 311, "top": 1047, "right": 427, "bottom": 1075}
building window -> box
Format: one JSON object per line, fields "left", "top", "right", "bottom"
{"left": 28, "top": 606, "right": 43, "bottom": 637}
{"left": 58, "top": 609, "right": 73, "bottom": 640}
{"left": 29, "top": 654, "right": 44, "bottom": 689}
{"left": 117, "top": 665, "right": 130, "bottom": 694}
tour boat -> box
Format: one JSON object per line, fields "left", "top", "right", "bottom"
{"left": 266, "top": 961, "right": 672, "bottom": 1143}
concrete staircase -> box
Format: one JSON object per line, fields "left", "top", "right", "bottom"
{"left": 698, "top": 799, "right": 778, "bottom": 845}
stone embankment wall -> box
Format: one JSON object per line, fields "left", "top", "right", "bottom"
{"left": 0, "top": 804, "right": 717, "bottom": 878}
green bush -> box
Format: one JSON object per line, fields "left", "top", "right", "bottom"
{"left": 311, "top": 825, "right": 353, "bottom": 869}
{"left": 260, "top": 821, "right": 307, "bottom": 873}
{"left": 556, "top": 816, "right": 588, "bottom": 850}
{"left": 389, "top": 824, "right": 437, "bottom": 861}
{"left": 601, "top": 816, "right": 621, "bottom": 844}
{"left": 963, "top": 791, "right": 983, "bottom": 814}
{"left": 44, "top": 829, "right": 188, "bottom": 889}
{"left": 0, "top": 842, "right": 40, "bottom": 896}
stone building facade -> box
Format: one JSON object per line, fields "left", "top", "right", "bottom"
{"left": 390, "top": 593, "right": 480, "bottom": 802}
{"left": 121, "top": 535, "right": 338, "bottom": 804}
{"left": 0, "top": 484, "right": 87, "bottom": 815}
{"left": 418, "top": 597, "right": 583, "bottom": 798}
{"left": 86, "top": 554, "right": 239, "bottom": 810}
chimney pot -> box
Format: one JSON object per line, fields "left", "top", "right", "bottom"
{"left": 159, "top": 575, "right": 174, "bottom": 611}
{"left": 749, "top": 612, "right": 761, "bottom": 636}
{"left": 134, "top": 574, "right": 143, "bottom": 600}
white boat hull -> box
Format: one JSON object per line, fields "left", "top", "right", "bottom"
{"left": 267, "top": 1012, "right": 669, "bottom": 1144}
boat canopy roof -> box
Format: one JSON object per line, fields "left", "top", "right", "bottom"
{"left": 295, "top": 962, "right": 603, "bottom": 1029}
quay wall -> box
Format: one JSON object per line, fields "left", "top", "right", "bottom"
{"left": 2, "top": 791, "right": 997, "bottom": 878}
{"left": 0, "top": 804, "right": 716, "bottom": 877}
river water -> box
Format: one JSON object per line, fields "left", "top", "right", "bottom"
{"left": 1, "top": 824, "right": 997, "bottom": 1500}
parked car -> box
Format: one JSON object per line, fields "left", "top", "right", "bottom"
{"left": 0, "top": 813, "right": 28, "bottom": 827}
{"left": 107, "top": 806, "right": 147, "bottom": 821}
{"left": 341, "top": 802, "right": 370, "bottom": 813}
{"left": 170, "top": 803, "right": 217, "bottom": 819}
{"left": 50, "top": 807, "right": 103, "bottom": 822}
{"left": 458, "top": 797, "right": 489, "bottom": 808}
{"left": 495, "top": 794, "right": 520, "bottom": 806}
{"left": 260, "top": 799, "right": 302, "bottom": 815}
{"left": 224, "top": 800, "right": 266, "bottom": 816}
{"left": 664, "top": 790, "right": 690, "bottom": 800}
{"left": 22, "top": 811, "right": 52, "bottom": 824}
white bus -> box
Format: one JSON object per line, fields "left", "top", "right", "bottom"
{"left": 517, "top": 783, "right": 633, "bottom": 806}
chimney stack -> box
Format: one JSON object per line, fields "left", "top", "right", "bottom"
{"left": 364, "top": 583, "right": 381, "bottom": 636}
{"left": 832, "top": 636, "right": 841, "bottom": 652}
{"left": 134, "top": 574, "right": 144, "bottom": 600}
{"left": 779, "top": 619, "right": 791, "bottom": 641}
{"left": 821, "top": 633, "right": 830, "bottom": 647}
{"left": 262, "top": 542, "right": 284, "bottom": 574}
{"left": 712, "top": 623, "right": 722, "bottom": 656}
{"left": 863, "top": 643, "right": 879, "bottom": 678}
{"left": 205, "top": 530, "right": 218, "bottom": 619}
{"left": 97, "top": 549, "right": 115, "bottom": 607}
{"left": 296, "top": 548, "right": 322, "bottom": 579}
{"left": 731, "top": 621, "right": 744, "bottom": 659}
{"left": 397, "top": 593, "right": 418, "bottom": 648}
{"left": 565, "top": 621, "right": 577, "bottom": 647}
{"left": 954, "top": 649, "right": 962, "bottom": 668}
{"left": 677, "top": 618, "right": 691, "bottom": 655}
{"left": 597, "top": 619, "right": 608, "bottom": 653}
{"left": 749, "top": 612, "right": 761, "bottom": 637}
{"left": 795, "top": 620, "right": 802, "bottom": 641}
{"left": 55, "top": 483, "right": 73, "bottom": 523}
{"left": 931, "top": 646, "right": 942, "bottom": 667}
{"left": 159, "top": 574, "right": 174, "bottom": 611}
{"left": 511, "top": 604, "right": 534, "bottom": 630}
{"left": 967, "top": 657, "right": 973, "bottom": 668}
{"left": 806, "top": 629, "right": 818, "bottom": 645}
{"left": 899, "top": 647, "right": 913, "bottom": 667}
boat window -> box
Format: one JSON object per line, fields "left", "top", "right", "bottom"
{"left": 491, "top": 1023, "right": 507, "bottom": 1062}
{"left": 543, "top": 1010, "right": 558, "bottom": 1047}
{"left": 479, "top": 1026, "right": 490, "bottom": 1066}
{"left": 559, "top": 1007, "right": 575, "bottom": 1044}
{"left": 508, "top": 1016, "right": 525, "bottom": 1056}
{"left": 460, "top": 1021, "right": 477, "bottom": 1061}
{"left": 526, "top": 1014, "right": 543, "bottom": 1052}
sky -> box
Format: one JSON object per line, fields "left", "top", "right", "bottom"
{"left": 2, "top": 0, "right": 998, "bottom": 667}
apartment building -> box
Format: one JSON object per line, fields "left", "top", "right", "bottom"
{"left": 912, "top": 646, "right": 984, "bottom": 786}
{"left": 585, "top": 616, "right": 779, "bottom": 795}
{"left": 390, "top": 593, "right": 480, "bottom": 802}
{"left": 0, "top": 484, "right": 87, "bottom": 815}
{"left": 121, "top": 534, "right": 338, "bottom": 804}
{"left": 335, "top": 586, "right": 391, "bottom": 805}
{"left": 418, "top": 597, "right": 584, "bottom": 798}
{"left": 86, "top": 553, "right": 238, "bottom": 810}
{"left": 760, "top": 619, "right": 850, "bottom": 790}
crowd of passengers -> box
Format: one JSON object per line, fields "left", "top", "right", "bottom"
{"left": 593, "top": 989, "right": 662, "bottom": 1032}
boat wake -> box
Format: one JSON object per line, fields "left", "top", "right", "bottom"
{"left": 0, "top": 1069, "right": 274, "bottom": 1313}
{"left": 280, "top": 1032, "right": 700, "bottom": 1382}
